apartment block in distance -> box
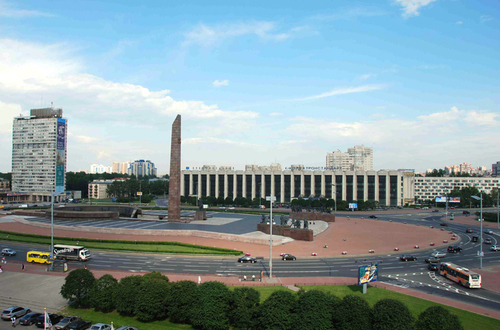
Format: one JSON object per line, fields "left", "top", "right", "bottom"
{"left": 326, "top": 145, "right": 373, "bottom": 171}
{"left": 11, "top": 108, "right": 67, "bottom": 202}
{"left": 128, "top": 159, "right": 157, "bottom": 178}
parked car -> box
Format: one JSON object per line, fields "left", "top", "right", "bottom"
{"left": 369, "top": 215, "right": 377, "bottom": 219}
{"left": 67, "top": 320, "right": 92, "bottom": 330}
{"left": 484, "top": 238, "right": 493, "bottom": 244}
{"left": 463, "top": 210, "right": 470, "bottom": 215}
{"left": 282, "top": 254, "right": 297, "bottom": 261}
{"left": 1, "top": 307, "right": 30, "bottom": 320}
{"left": 432, "top": 209, "right": 439, "bottom": 212}
{"left": 425, "top": 256, "right": 440, "bottom": 263}
{"left": 400, "top": 255, "right": 417, "bottom": 262}
{"left": 54, "top": 316, "right": 81, "bottom": 330}
{"left": 428, "top": 263, "right": 439, "bottom": 271}
{"left": 116, "top": 327, "right": 139, "bottom": 330}
{"left": 36, "top": 314, "right": 63, "bottom": 328}
{"left": 490, "top": 245, "right": 500, "bottom": 252}
{"left": 485, "top": 229, "right": 493, "bottom": 234}
{"left": 439, "top": 223, "right": 448, "bottom": 227}
{"left": 19, "top": 312, "right": 42, "bottom": 326}
{"left": 90, "top": 324, "right": 111, "bottom": 330}
{"left": 1, "top": 248, "right": 16, "bottom": 256}
{"left": 237, "top": 256, "right": 257, "bottom": 263}
{"left": 466, "top": 228, "right": 474, "bottom": 233}
{"left": 431, "top": 251, "right": 447, "bottom": 258}
{"left": 447, "top": 246, "right": 462, "bottom": 253}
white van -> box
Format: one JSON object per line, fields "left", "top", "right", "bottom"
{"left": 19, "top": 204, "right": 28, "bottom": 208}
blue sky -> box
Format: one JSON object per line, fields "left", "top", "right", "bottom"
{"left": 0, "top": 0, "right": 499, "bottom": 174}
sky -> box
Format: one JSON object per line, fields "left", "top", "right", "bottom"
{"left": 0, "top": 0, "right": 499, "bottom": 175}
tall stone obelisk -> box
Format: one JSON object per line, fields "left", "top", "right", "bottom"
{"left": 168, "top": 115, "right": 181, "bottom": 220}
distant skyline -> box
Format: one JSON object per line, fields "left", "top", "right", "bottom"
{"left": 0, "top": 0, "right": 499, "bottom": 174}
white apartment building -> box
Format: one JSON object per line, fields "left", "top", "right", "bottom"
{"left": 88, "top": 180, "right": 112, "bottom": 199}
{"left": 326, "top": 145, "right": 373, "bottom": 171}
{"left": 181, "top": 164, "right": 415, "bottom": 206}
{"left": 414, "top": 177, "right": 500, "bottom": 202}
{"left": 90, "top": 164, "right": 112, "bottom": 174}
{"left": 128, "top": 159, "right": 157, "bottom": 177}
{"left": 11, "top": 108, "right": 67, "bottom": 202}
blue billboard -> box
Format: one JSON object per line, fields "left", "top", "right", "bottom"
{"left": 358, "top": 264, "right": 378, "bottom": 285}
{"left": 56, "top": 118, "right": 66, "bottom": 194}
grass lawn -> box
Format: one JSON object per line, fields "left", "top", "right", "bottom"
{"left": 0, "top": 230, "right": 242, "bottom": 255}
{"left": 62, "top": 307, "right": 193, "bottom": 330}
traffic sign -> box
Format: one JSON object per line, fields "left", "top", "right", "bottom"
{"left": 266, "top": 196, "right": 276, "bottom": 201}
{"left": 137, "top": 192, "right": 143, "bottom": 196}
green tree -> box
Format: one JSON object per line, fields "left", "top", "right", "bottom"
{"left": 60, "top": 268, "right": 96, "bottom": 308}
{"left": 167, "top": 280, "right": 198, "bottom": 324}
{"left": 333, "top": 295, "right": 371, "bottom": 330}
{"left": 294, "top": 289, "right": 339, "bottom": 330}
{"left": 90, "top": 274, "right": 118, "bottom": 313}
{"left": 143, "top": 271, "right": 169, "bottom": 283}
{"left": 229, "top": 287, "right": 260, "bottom": 330}
{"left": 257, "top": 290, "right": 297, "bottom": 330}
{"left": 372, "top": 299, "right": 415, "bottom": 330}
{"left": 415, "top": 306, "right": 463, "bottom": 330}
{"left": 190, "top": 281, "right": 232, "bottom": 330}
{"left": 114, "top": 275, "right": 144, "bottom": 316}
{"left": 134, "top": 280, "right": 170, "bottom": 322}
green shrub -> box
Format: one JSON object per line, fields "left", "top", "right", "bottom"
{"left": 415, "top": 306, "right": 463, "bottom": 330}
{"left": 333, "top": 294, "right": 371, "bottom": 330}
{"left": 143, "top": 271, "right": 169, "bottom": 283}
{"left": 167, "top": 280, "right": 198, "bottom": 324}
{"left": 134, "top": 280, "right": 170, "bottom": 322}
{"left": 60, "top": 268, "right": 96, "bottom": 308}
{"left": 229, "top": 287, "right": 260, "bottom": 330}
{"left": 90, "top": 274, "right": 118, "bottom": 313}
{"left": 190, "top": 281, "right": 232, "bottom": 330}
{"left": 114, "top": 275, "right": 144, "bottom": 316}
{"left": 257, "top": 290, "right": 297, "bottom": 330}
{"left": 294, "top": 289, "right": 339, "bottom": 330}
{"left": 372, "top": 298, "right": 414, "bottom": 330}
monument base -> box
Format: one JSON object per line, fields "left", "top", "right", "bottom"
{"left": 194, "top": 210, "right": 207, "bottom": 220}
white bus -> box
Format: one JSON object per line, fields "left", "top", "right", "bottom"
{"left": 439, "top": 262, "right": 481, "bottom": 288}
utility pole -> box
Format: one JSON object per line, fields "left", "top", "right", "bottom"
{"left": 267, "top": 195, "right": 276, "bottom": 279}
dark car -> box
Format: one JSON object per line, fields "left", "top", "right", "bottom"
{"left": 54, "top": 316, "right": 81, "bottom": 330}
{"left": 400, "top": 255, "right": 417, "bottom": 262}
{"left": 36, "top": 313, "right": 63, "bottom": 328}
{"left": 432, "top": 209, "right": 439, "bottom": 212}
{"left": 463, "top": 210, "right": 470, "bottom": 215}
{"left": 237, "top": 256, "right": 257, "bottom": 263}
{"left": 428, "top": 263, "right": 439, "bottom": 271}
{"left": 1, "top": 307, "right": 30, "bottom": 320}
{"left": 484, "top": 238, "right": 493, "bottom": 244}
{"left": 67, "top": 320, "right": 92, "bottom": 330}
{"left": 19, "top": 312, "right": 42, "bottom": 326}
{"left": 439, "top": 223, "right": 448, "bottom": 227}
{"left": 447, "top": 246, "right": 462, "bottom": 253}
{"left": 425, "top": 256, "right": 440, "bottom": 263}
{"left": 369, "top": 215, "right": 377, "bottom": 219}
{"left": 466, "top": 228, "right": 474, "bottom": 233}
{"left": 116, "top": 327, "right": 139, "bottom": 330}
{"left": 1, "top": 248, "right": 16, "bottom": 256}
{"left": 282, "top": 254, "right": 297, "bottom": 261}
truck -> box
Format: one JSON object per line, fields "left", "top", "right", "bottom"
{"left": 53, "top": 244, "right": 91, "bottom": 261}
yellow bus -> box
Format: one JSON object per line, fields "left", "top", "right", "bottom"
{"left": 439, "top": 262, "right": 481, "bottom": 288}
{"left": 26, "top": 251, "right": 52, "bottom": 264}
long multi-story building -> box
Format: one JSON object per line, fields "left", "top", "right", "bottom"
{"left": 128, "top": 159, "right": 157, "bottom": 178}
{"left": 89, "top": 164, "right": 112, "bottom": 174}
{"left": 181, "top": 164, "right": 415, "bottom": 206}
{"left": 326, "top": 145, "right": 373, "bottom": 171}
{"left": 11, "top": 108, "right": 67, "bottom": 202}
{"left": 414, "top": 177, "right": 500, "bottom": 202}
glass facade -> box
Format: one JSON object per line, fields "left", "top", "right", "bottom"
{"left": 357, "top": 175, "right": 364, "bottom": 200}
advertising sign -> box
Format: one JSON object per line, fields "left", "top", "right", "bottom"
{"left": 435, "top": 196, "right": 447, "bottom": 203}
{"left": 349, "top": 203, "right": 358, "bottom": 209}
{"left": 435, "top": 196, "right": 460, "bottom": 203}
{"left": 449, "top": 197, "right": 460, "bottom": 203}
{"left": 55, "top": 118, "right": 66, "bottom": 194}
{"left": 358, "top": 264, "right": 378, "bottom": 285}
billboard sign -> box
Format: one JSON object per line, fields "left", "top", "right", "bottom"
{"left": 435, "top": 196, "right": 447, "bottom": 203}
{"left": 449, "top": 197, "right": 460, "bottom": 203}
{"left": 358, "top": 264, "right": 378, "bottom": 285}
{"left": 349, "top": 203, "right": 358, "bottom": 209}
{"left": 55, "top": 118, "right": 66, "bottom": 194}
{"left": 435, "top": 196, "right": 461, "bottom": 203}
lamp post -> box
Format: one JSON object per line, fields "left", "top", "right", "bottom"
{"left": 266, "top": 195, "right": 276, "bottom": 279}
{"left": 472, "top": 192, "right": 483, "bottom": 269}
{"left": 51, "top": 191, "right": 64, "bottom": 269}
{"left": 331, "top": 183, "right": 337, "bottom": 213}
{"left": 496, "top": 188, "right": 499, "bottom": 229}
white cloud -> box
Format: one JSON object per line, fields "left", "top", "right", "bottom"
{"left": 213, "top": 80, "right": 229, "bottom": 88}
{"left": 292, "top": 84, "right": 385, "bottom": 101}
{"left": 183, "top": 21, "right": 300, "bottom": 46}
{"left": 0, "top": 1, "right": 53, "bottom": 18}
{"left": 480, "top": 15, "right": 493, "bottom": 23}
{"left": 76, "top": 135, "right": 98, "bottom": 143}
{"left": 358, "top": 73, "right": 376, "bottom": 80}
{"left": 376, "top": 106, "right": 387, "bottom": 109}
{"left": 0, "top": 100, "right": 22, "bottom": 134}
{"left": 395, "top": 0, "right": 437, "bottom": 18}
{"left": 312, "top": 7, "right": 387, "bottom": 20}
{"left": 270, "top": 112, "right": 283, "bottom": 116}
{"left": 456, "top": 21, "right": 463, "bottom": 25}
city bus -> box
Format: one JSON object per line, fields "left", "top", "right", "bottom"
{"left": 26, "top": 251, "right": 52, "bottom": 264}
{"left": 439, "top": 262, "right": 481, "bottom": 288}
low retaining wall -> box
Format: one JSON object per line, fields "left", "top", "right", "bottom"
{"left": 46, "top": 210, "right": 119, "bottom": 220}
{"left": 290, "top": 212, "right": 335, "bottom": 222}
{"left": 57, "top": 205, "right": 140, "bottom": 218}
{"left": 15, "top": 217, "right": 287, "bottom": 246}
{"left": 257, "top": 223, "right": 313, "bottom": 241}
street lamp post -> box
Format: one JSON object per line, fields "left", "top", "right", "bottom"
{"left": 497, "top": 188, "right": 499, "bottom": 229}
{"left": 266, "top": 195, "right": 276, "bottom": 279}
{"left": 472, "top": 192, "right": 483, "bottom": 269}
{"left": 51, "top": 191, "right": 64, "bottom": 269}
{"left": 331, "top": 183, "right": 336, "bottom": 214}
